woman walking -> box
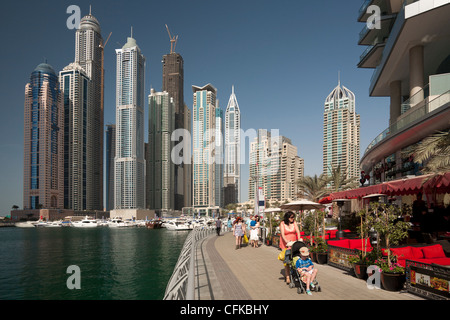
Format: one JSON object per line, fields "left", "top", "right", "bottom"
{"left": 279, "top": 211, "right": 301, "bottom": 284}
{"left": 232, "top": 217, "right": 246, "bottom": 249}
{"left": 250, "top": 216, "right": 261, "bottom": 248}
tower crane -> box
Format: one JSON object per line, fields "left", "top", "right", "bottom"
{"left": 165, "top": 24, "right": 178, "bottom": 54}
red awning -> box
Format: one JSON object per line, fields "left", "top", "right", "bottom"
{"left": 326, "top": 173, "right": 450, "bottom": 201}
{"left": 319, "top": 196, "right": 332, "bottom": 204}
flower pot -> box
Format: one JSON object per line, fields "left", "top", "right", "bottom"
{"left": 353, "top": 263, "right": 368, "bottom": 280}
{"left": 311, "top": 252, "right": 317, "bottom": 263}
{"left": 316, "top": 252, "right": 328, "bottom": 264}
{"left": 381, "top": 272, "right": 406, "bottom": 291}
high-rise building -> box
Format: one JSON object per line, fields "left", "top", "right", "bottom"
{"left": 249, "top": 130, "right": 303, "bottom": 204}
{"left": 215, "top": 106, "right": 224, "bottom": 208}
{"left": 192, "top": 84, "right": 221, "bottom": 212}
{"left": 147, "top": 89, "right": 175, "bottom": 212}
{"left": 224, "top": 86, "right": 241, "bottom": 205}
{"left": 105, "top": 124, "right": 116, "bottom": 211}
{"left": 162, "top": 50, "right": 190, "bottom": 210}
{"left": 59, "top": 63, "right": 91, "bottom": 210}
{"left": 74, "top": 11, "right": 104, "bottom": 210}
{"left": 323, "top": 82, "right": 360, "bottom": 182}
{"left": 357, "top": 0, "right": 450, "bottom": 186}
{"left": 23, "top": 63, "right": 64, "bottom": 210}
{"left": 114, "top": 35, "right": 146, "bottom": 210}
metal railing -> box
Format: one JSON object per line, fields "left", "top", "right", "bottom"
{"left": 163, "top": 226, "right": 215, "bottom": 300}
{"left": 364, "top": 88, "right": 450, "bottom": 156}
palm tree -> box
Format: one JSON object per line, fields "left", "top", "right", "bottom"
{"left": 296, "top": 174, "right": 329, "bottom": 202}
{"left": 412, "top": 130, "right": 450, "bottom": 174}
{"left": 327, "top": 165, "right": 358, "bottom": 192}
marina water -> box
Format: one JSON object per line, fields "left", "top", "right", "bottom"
{"left": 0, "top": 227, "right": 189, "bottom": 300}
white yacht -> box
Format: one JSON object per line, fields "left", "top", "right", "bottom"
{"left": 107, "top": 218, "right": 128, "bottom": 228}
{"left": 15, "top": 221, "right": 38, "bottom": 228}
{"left": 46, "top": 221, "right": 63, "bottom": 227}
{"left": 71, "top": 216, "right": 98, "bottom": 228}
{"left": 164, "top": 220, "right": 191, "bottom": 231}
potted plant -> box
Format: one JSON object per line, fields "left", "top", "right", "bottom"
{"left": 371, "top": 203, "right": 410, "bottom": 291}
{"left": 314, "top": 238, "right": 328, "bottom": 264}
{"left": 348, "top": 249, "right": 378, "bottom": 280}
{"left": 375, "top": 256, "right": 406, "bottom": 291}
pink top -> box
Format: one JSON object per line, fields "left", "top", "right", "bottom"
{"left": 280, "top": 221, "right": 299, "bottom": 250}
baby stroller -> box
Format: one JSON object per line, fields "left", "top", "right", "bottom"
{"left": 284, "top": 241, "right": 321, "bottom": 294}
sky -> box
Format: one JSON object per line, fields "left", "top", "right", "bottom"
{"left": 0, "top": 0, "right": 391, "bottom": 216}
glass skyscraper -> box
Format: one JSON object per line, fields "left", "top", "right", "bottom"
{"left": 59, "top": 63, "right": 91, "bottom": 210}
{"left": 192, "top": 84, "right": 221, "bottom": 210}
{"left": 75, "top": 11, "right": 104, "bottom": 210}
{"left": 23, "top": 63, "right": 64, "bottom": 210}
{"left": 114, "top": 36, "right": 146, "bottom": 210}
{"left": 147, "top": 89, "right": 175, "bottom": 212}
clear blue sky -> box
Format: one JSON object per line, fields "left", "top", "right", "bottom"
{"left": 0, "top": 0, "right": 390, "bottom": 215}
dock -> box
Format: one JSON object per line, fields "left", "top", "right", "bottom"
{"left": 192, "top": 231, "right": 423, "bottom": 300}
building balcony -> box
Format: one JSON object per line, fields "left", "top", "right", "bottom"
{"left": 358, "top": 0, "right": 404, "bottom": 22}
{"left": 361, "top": 88, "right": 450, "bottom": 172}
{"left": 368, "top": 1, "right": 450, "bottom": 97}
{"left": 358, "top": 42, "right": 386, "bottom": 68}
{"left": 358, "top": 14, "right": 396, "bottom": 46}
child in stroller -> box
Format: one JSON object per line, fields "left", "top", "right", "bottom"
{"left": 284, "top": 241, "right": 321, "bottom": 295}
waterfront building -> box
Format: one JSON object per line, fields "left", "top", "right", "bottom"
{"left": 114, "top": 35, "right": 146, "bottom": 212}
{"left": 224, "top": 86, "right": 241, "bottom": 205}
{"left": 249, "top": 130, "right": 304, "bottom": 205}
{"left": 323, "top": 82, "right": 360, "bottom": 184}
{"left": 23, "top": 63, "right": 64, "bottom": 210}
{"left": 147, "top": 89, "right": 175, "bottom": 213}
{"left": 357, "top": 0, "right": 450, "bottom": 185}
{"left": 74, "top": 10, "right": 104, "bottom": 210}
{"left": 162, "top": 50, "right": 191, "bottom": 209}
{"left": 192, "top": 84, "right": 222, "bottom": 214}
{"left": 105, "top": 124, "right": 116, "bottom": 211}
{"left": 59, "top": 63, "right": 91, "bottom": 210}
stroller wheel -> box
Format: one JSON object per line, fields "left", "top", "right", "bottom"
{"left": 289, "top": 282, "right": 295, "bottom": 289}
{"left": 297, "top": 287, "right": 302, "bottom": 294}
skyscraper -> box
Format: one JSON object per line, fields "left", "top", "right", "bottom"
{"left": 114, "top": 35, "right": 146, "bottom": 211}
{"left": 23, "top": 63, "right": 64, "bottom": 210}
{"left": 147, "top": 89, "right": 175, "bottom": 212}
{"left": 192, "top": 84, "right": 220, "bottom": 211}
{"left": 323, "top": 82, "right": 360, "bottom": 182}
{"left": 74, "top": 11, "right": 104, "bottom": 210}
{"left": 224, "top": 86, "right": 241, "bottom": 205}
{"left": 105, "top": 124, "right": 116, "bottom": 211}
{"left": 162, "top": 49, "right": 188, "bottom": 210}
{"left": 59, "top": 63, "right": 91, "bottom": 210}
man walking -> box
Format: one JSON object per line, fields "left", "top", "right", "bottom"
{"left": 216, "top": 217, "right": 222, "bottom": 236}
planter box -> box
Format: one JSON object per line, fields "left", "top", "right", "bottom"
{"left": 327, "top": 245, "right": 359, "bottom": 273}
{"left": 272, "top": 235, "right": 280, "bottom": 248}
{"left": 406, "top": 259, "right": 450, "bottom": 300}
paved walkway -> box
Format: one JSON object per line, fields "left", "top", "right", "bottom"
{"left": 194, "top": 231, "right": 423, "bottom": 300}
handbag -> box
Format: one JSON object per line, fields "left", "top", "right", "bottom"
{"left": 243, "top": 234, "right": 249, "bottom": 244}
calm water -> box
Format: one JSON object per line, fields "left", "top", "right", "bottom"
{"left": 0, "top": 227, "right": 189, "bottom": 300}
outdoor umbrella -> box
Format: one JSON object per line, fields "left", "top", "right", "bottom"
{"left": 281, "top": 199, "right": 326, "bottom": 245}
{"left": 280, "top": 199, "right": 325, "bottom": 211}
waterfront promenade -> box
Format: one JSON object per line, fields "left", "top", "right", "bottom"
{"left": 193, "top": 231, "right": 423, "bottom": 300}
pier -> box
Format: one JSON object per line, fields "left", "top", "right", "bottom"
{"left": 166, "top": 229, "right": 424, "bottom": 300}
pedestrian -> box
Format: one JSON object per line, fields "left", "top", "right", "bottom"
{"left": 216, "top": 217, "right": 222, "bottom": 236}
{"left": 250, "top": 216, "right": 260, "bottom": 248}
{"left": 227, "top": 217, "right": 232, "bottom": 232}
{"left": 279, "top": 211, "right": 302, "bottom": 284}
{"left": 232, "top": 217, "right": 246, "bottom": 249}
